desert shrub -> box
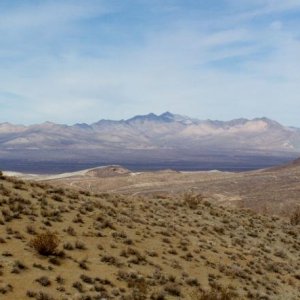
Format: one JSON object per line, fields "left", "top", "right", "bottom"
{"left": 56, "top": 275, "right": 65, "bottom": 285}
{"left": 80, "top": 274, "right": 94, "bottom": 284}
{"left": 183, "top": 192, "right": 204, "bottom": 209}
{"left": 49, "top": 256, "right": 61, "bottom": 266}
{"left": 186, "top": 277, "right": 200, "bottom": 286}
{"left": 66, "top": 226, "right": 77, "bottom": 236}
{"left": 52, "top": 194, "right": 63, "bottom": 202}
{"left": 150, "top": 290, "right": 166, "bottom": 300}
{"left": 30, "top": 231, "right": 59, "bottom": 256}
{"left": 73, "top": 281, "right": 84, "bottom": 293}
{"left": 0, "top": 284, "right": 13, "bottom": 294}
{"left": 11, "top": 260, "right": 27, "bottom": 273}
{"left": 0, "top": 183, "right": 10, "bottom": 196}
{"left": 128, "top": 277, "right": 148, "bottom": 300}
{"left": 290, "top": 207, "right": 300, "bottom": 225}
{"left": 75, "top": 240, "right": 87, "bottom": 250}
{"left": 13, "top": 182, "right": 26, "bottom": 190}
{"left": 35, "top": 291, "right": 54, "bottom": 300}
{"left": 164, "top": 283, "right": 181, "bottom": 296}
{"left": 193, "top": 285, "right": 238, "bottom": 300}
{"left": 36, "top": 276, "right": 51, "bottom": 286}
{"left": 78, "top": 259, "right": 89, "bottom": 270}
{"left": 101, "top": 255, "right": 120, "bottom": 266}
{"left": 26, "top": 225, "right": 37, "bottom": 235}
{"left": 64, "top": 242, "right": 74, "bottom": 250}
{"left": 26, "top": 290, "right": 37, "bottom": 297}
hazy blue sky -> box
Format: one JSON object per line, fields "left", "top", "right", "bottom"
{"left": 1, "top": 0, "right": 300, "bottom": 125}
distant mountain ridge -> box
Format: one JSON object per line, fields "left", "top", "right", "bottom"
{"left": 0, "top": 112, "right": 293, "bottom": 130}
{"left": 0, "top": 112, "right": 297, "bottom": 149}
{"left": 0, "top": 112, "right": 299, "bottom": 173}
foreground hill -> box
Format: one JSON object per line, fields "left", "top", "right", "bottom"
{"left": 0, "top": 174, "right": 299, "bottom": 299}
{"left": 1, "top": 112, "right": 300, "bottom": 173}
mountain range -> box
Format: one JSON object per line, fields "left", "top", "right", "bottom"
{"left": 1, "top": 112, "right": 300, "bottom": 173}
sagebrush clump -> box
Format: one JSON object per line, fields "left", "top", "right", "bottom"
{"left": 30, "top": 231, "right": 60, "bottom": 256}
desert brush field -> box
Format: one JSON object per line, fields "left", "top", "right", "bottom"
{"left": 41, "top": 162, "right": 300, "bottom": 217}
{"left": 0, "top": 172, "right": 299, "bottom": 299}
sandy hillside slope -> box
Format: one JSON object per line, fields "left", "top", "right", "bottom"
{"left": 0, "top": 173, "right": 299, "bottom": 299}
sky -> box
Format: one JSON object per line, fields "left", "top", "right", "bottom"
{"left": 0, "top": 0, "right": 300, "bottom": 126}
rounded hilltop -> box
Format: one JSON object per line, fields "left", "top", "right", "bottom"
{"left": 85, "top": 165, "right": 131, "bottom": 178}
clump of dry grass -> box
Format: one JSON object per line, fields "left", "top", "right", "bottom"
{"left": 30, "top": 231, "right": 60, "bottom": 256}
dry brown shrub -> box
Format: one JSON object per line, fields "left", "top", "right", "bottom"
{"left": 184, "top": 192, "right": 204, "bottom": 209}
{"left": 30, "top": 231, "right": 60, "bottom": 256}
{"left": 128, "top": 277, "right": 148, "bottom": 300}
{"left": 192, "top": 285, "right": 238, "bottom": 300}
{"left": 290, "top": 207, "right": 300, "bottom": 225}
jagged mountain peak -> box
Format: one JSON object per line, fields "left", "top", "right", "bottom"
{"left": 159, "top": 112, "right": 197, "bottom": 124}
{"left": 126, "top": 113, "right": 161, "bottom": 123}
{"left": 159, "top": 111, "right": 176, "bottom": 120}
{"left": 160, "top": 111, "right": 174, "bottom": 117}
{"left": 126, "top": 112, "right": 198, "bottom": 124}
